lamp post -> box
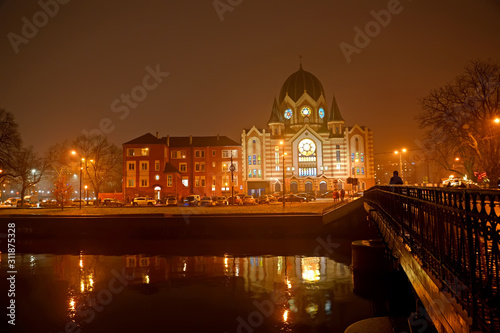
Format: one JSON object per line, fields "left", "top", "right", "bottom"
{"left": 31, "top": 169, "right": 36, "bottom": 195}
{"left": 71, "top": 151, "right": 84, "bottom": 209}
{"left": 229, "top": 151, "right": 235, "bottom": 203}
{"left": 394, "top": 148, "right": 407, "bottom": 178}
{"left": 84, "top": 185, "right": 88, "bottom": 201}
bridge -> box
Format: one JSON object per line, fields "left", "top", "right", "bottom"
{"left": 364, "top": 186, "right": 500, "bottom": 333}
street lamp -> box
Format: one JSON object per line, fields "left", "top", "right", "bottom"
{"left": 229, "top": 151, "right": 236, "bottom": 203}
{"left": 31, "top": 169, "right": 36, "bottom": 195}
{"left": 394, "top": 148, "right": 407, "bottom": 178}
{"left": 71, "top": 151, "right": 84, "bottom": 209}
{"left": 84, "top": 185, "right": 88, "bottom": 201}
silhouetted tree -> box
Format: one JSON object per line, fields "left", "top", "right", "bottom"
{"left": 417, "top": 59, "right": 500, "bottom": 186}
{"left": 7, "top": 146, "right": 46, "bottom": 206}
{"left": 0, "top": 109, "right": 22, "bottom": 181}
{"left": 72, "top": 134, "right": 122, "bottom": 201}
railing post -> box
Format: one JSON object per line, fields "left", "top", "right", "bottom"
{"left": 464, "top": 190, "right": 478, "bottom": 329}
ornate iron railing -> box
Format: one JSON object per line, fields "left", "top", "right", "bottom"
{"left": 364, "top": 185, "right": 500, "bottom": 332}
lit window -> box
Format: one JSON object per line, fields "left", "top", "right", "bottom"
{"left": 141, "top": 148, "right": 149, "bottom": 156}
{"left": 257, "top": 156, "right": 261, "bottom": 165}
{"left": 253, "top": 155, "right": 256, "bottom": 165}
{"left": 182, "top": 177, "right": 188, "bottom": 187}
{"left": 248, "top": 156, "right": 251, "bottom": 165}
{"left": 212, "top": 162, "right": 216, "bottom": 167}
{"left": 361, "top": 167, "right": 365, "bottom": 175}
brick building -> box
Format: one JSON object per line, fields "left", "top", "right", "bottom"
{"left": 123, "top": 133, "right": 241, "bottom": 201}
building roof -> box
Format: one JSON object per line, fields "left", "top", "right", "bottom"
{"left": 328, "top": 95, "right": 344, "bottom": 122}
{"left": 124, "top": 133, "right": 240, "bottom": 147}
{"left": 167, "top": 136, "right": 239, "bottom": 147}
{"left": 279, "top": 64, "right": 325, "bottom": 103}
{"left": 267, "top": 97, "right": 284, "bottom": 124}
{"left": 163, "top": 162, "right": 180, "bottom": 173}
{"left": 123, "top": 133, "right": 162, "bottom": 145}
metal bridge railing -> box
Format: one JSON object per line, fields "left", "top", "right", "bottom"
{"left": 364, "top": 185, "right": 500, "bottom": 332}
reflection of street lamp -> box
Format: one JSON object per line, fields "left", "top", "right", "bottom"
{"left": 71, "top": 151, "right": 84, "bottom": 209}
{"left": 394, "top": 148, "right": 407, "bottom": 178}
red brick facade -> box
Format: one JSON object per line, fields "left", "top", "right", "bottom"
{"left": 123, "top": 133, "right": 242, "bottom": 202}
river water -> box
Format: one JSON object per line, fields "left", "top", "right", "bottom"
{"left": 1, "top": 250, "right": 381, "bottom": 333}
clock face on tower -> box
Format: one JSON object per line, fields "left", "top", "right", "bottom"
{"left": 301, "top": 107, "right": 311, "bottom": 117}
{"left": 298, "top": 138, "right": 316, "bottom": 156}
{"left": 318, "top": 108, "right": 325, "bottom": 119}
{"left": 284, "top": 108, "right": 292, "bottom": 120}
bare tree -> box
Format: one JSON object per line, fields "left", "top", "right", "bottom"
{"left": 7, "top": 146, "right": 47, "bottom": 206}
{"left": 417, "top": 59, "right": 500, "bottom": 186}
{"left": 53, "top": 173, "right": 73, "bottom": 210}
{"left": 72, "top": 134, "right": 122, "bottom": 201}
{"left": 0, "top": 109, "right": 22, "bottom": 180}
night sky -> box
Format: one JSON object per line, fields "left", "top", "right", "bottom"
{"left": 1, "top": 0, "right": 499, "bottom": 155}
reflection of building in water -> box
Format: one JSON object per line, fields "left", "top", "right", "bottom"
{"left": 50, "top": 253, "right": 355, "bottom": 329}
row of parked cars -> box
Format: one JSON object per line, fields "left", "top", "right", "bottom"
{"left": 180, "top": 192, "right": 317, "bottom": 206}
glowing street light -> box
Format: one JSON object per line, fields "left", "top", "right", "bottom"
{"left": 494, "top": 117, "right": 500, "bottom": 124}
{"left": 71, "top": 150, "right": 84, "bottom": 209}
{"left": 394, "top": 148, "right": 407, "bottom": 177}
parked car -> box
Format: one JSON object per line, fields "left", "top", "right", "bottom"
{"left": 297, "top": 193, "right": 316, "bottom": 202}
{"left": 320, "top": 191, "right": 334, "bottom": 198}
{"left": 216, "top": 196, "right": 228, "bottom": 206}
{"left": 5, "top": 198, "right": 22, "bottom": 206}
{"left": 103, "top": 198, "right": 124, "bottom": 207}
{"left": 40, "top": 199, "right": 58, "bottom": 208}
{"left": 278, "top": 194, "right": 305, "bottom": 203}
{"left": 242, "top": 195, "right": 256, "bottom": 205}
{"left": 200, "top": 196, "right": 216, "bottom": 207}
{"left": 133, "top": 197, "right": 156, "bottom": 206}
{"left": 184, "top": 195, "right": 200, "bottom": 206}
{"left": 257, "top": 195, "right": 270, "bottom": 204}
{"left": 72, "top": 199, "right": 87, "bottom": 206}
{"left": 227, "top": 196, "right": 243, "bottom": 205}
{"left": 166, "top": 196, "right": 178, "bottom": 206}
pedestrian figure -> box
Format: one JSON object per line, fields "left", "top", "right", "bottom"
{"left": 333, "top": 190, "right": 339, "bottom": 202}
{"left": 340, "top": 189, "right": 345, "bottom": 201}
{"left": 389, "top": 170, "right": 403, "bottom": 184}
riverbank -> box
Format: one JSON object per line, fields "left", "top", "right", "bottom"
{"left": 0, "top": 199, "right": 351, "bottom": 216}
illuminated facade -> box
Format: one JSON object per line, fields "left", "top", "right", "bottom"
{"left": 242, "top": 64, "right": 375, "bottom": 196}
{"left": 123, "top": 133, "right": 242, "bottom": 200}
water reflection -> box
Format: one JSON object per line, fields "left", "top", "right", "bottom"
{"left": 2, "top": 252, "right": 372, "bottom": 332}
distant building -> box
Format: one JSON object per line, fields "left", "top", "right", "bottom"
{"left": 241, "top": 64, "right": 375, "bottom": 196}
{"left": 123, "top": 133, "right": 242, "bottom": 201}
